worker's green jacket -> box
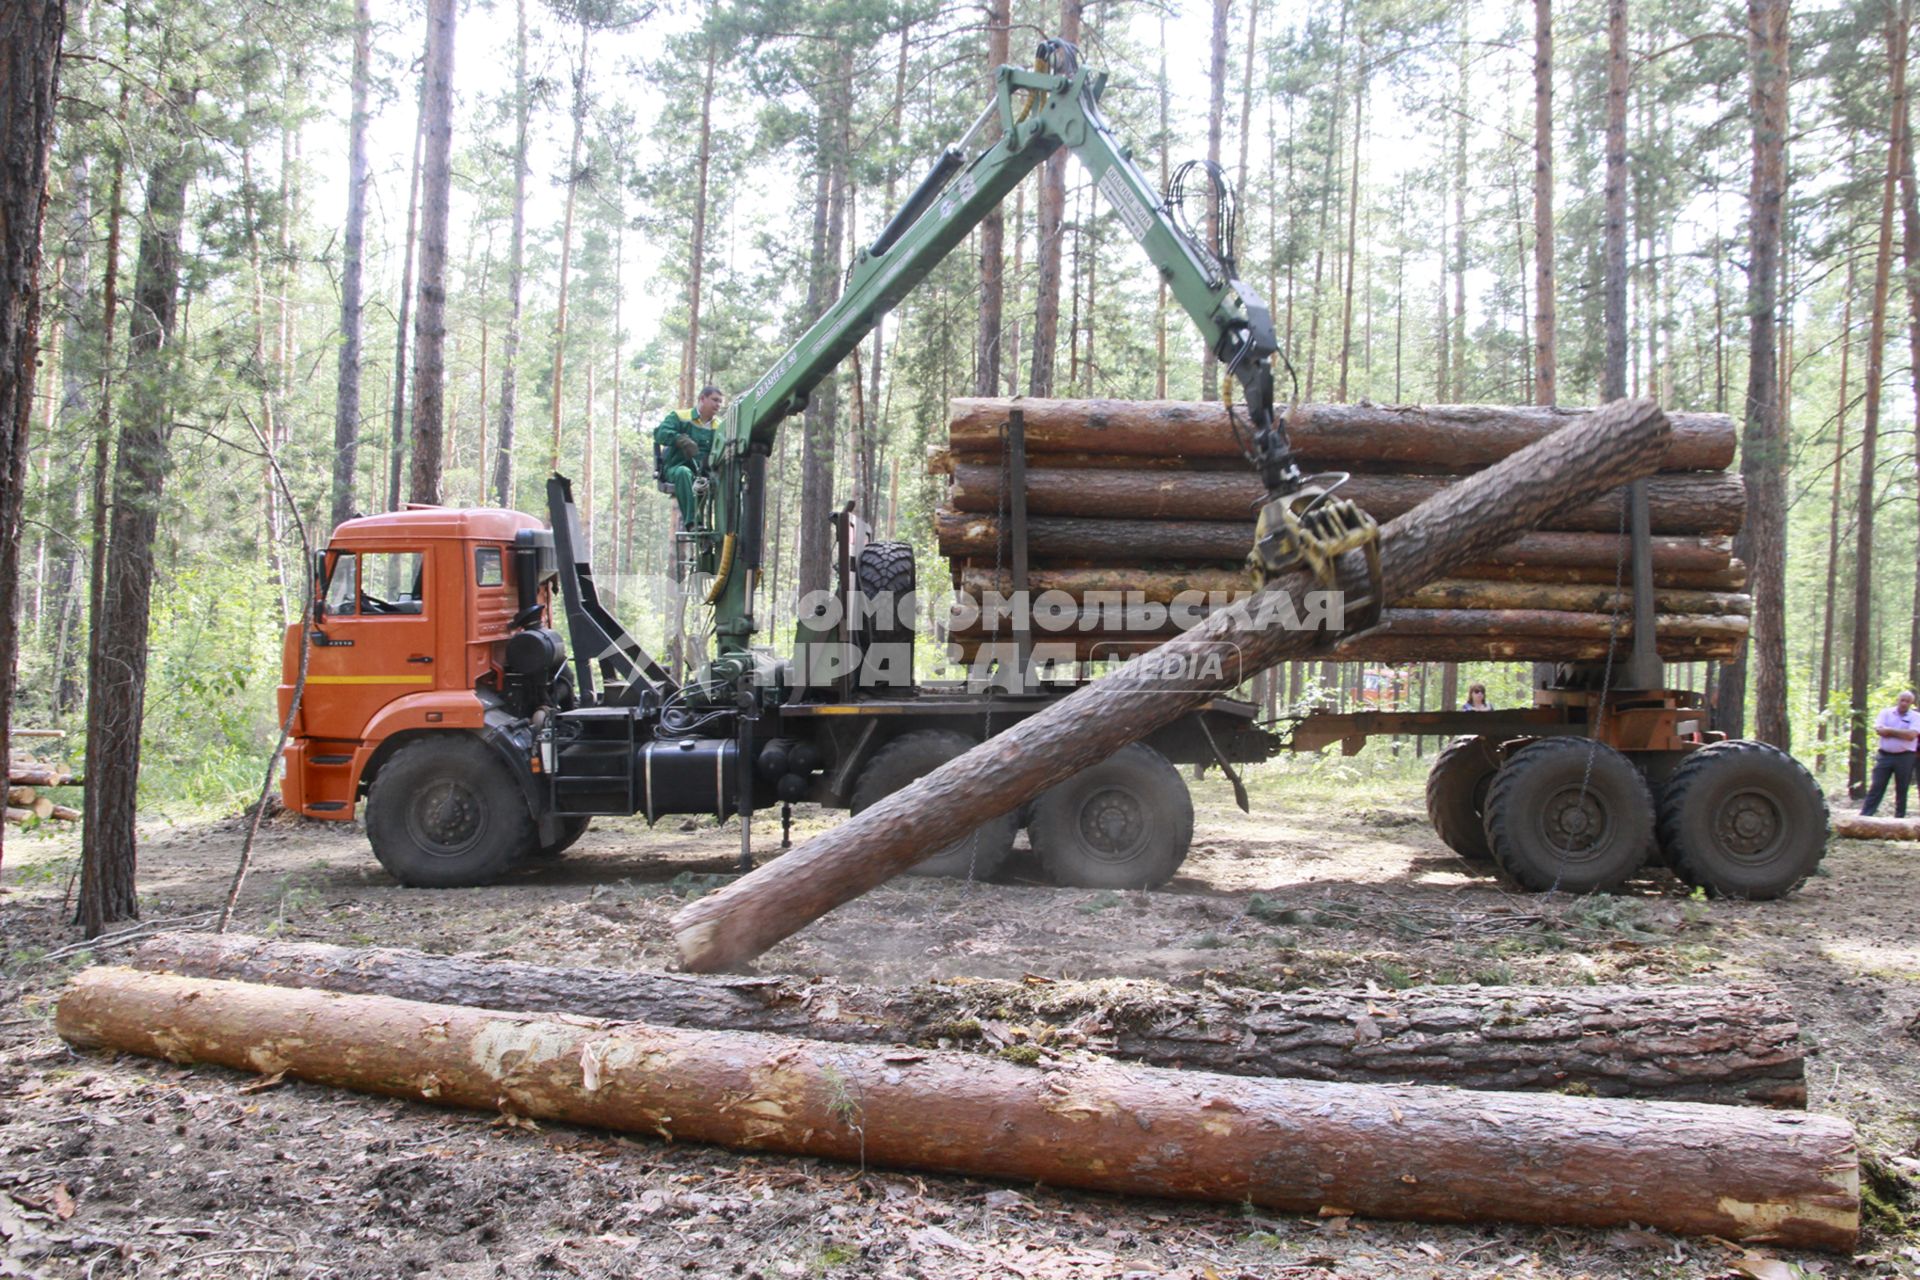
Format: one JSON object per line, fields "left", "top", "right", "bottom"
{"left": 653, "top": 408, "right": 718, "bottom": 476}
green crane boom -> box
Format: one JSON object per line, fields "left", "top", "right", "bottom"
{"left": 690, "top": 41, "right": 1326, "bottom": 691}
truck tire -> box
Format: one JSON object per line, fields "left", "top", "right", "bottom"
{"left": 1655, "top": 740, "right": 1829, "bottom": 899}
{"left": 1482, "top": 737, "right": 1653, "bottom": 894}
{"left": 1425, "top": 736, "right": 1499, "bottom": 862}
{"left": 855, "top": 541, "right": 917, "bottom": 693}
{"left": 525, "top": 815, "right": 591, "bottom": 862}
{"left": 367, "top": 737, "right": 534, "bottom": 888}
{"left": 850, "top": 730, "right": 1015, "bottom": 880}
{"left": 1029, "top": 743, "right": 1194, "bottom": 890}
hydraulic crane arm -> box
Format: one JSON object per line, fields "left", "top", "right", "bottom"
{"left": 724, "top": 42, "right": 1298, "bottom": 487}
{"left": 700, "top": 41, "right": 1376, "bottom": 667}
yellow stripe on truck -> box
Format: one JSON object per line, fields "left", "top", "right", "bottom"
{"left": 306, "top": 675, "right": 435, "bottom": 685}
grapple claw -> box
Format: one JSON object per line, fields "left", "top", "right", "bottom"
{"left": 1248, "top": 472, "right": 1385, "bottom": 636}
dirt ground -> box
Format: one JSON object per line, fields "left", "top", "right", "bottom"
{"left": 3, "top": 754, "right": 1919, "bottom": 1279}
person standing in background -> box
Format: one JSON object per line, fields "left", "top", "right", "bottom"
{"left": 1860, "top": 690, "right": 1920, "bottom": 818}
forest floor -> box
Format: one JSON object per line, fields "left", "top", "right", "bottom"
{"left": 2, "top": 754, "right": 1919, "bottom": 1279}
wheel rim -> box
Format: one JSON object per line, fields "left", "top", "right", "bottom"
{"left": 1078, "top": 786, "right": 1147, "bottom": 862}
{"left": 406, "top": 779, "right": 484, "bottom": 857}
{"left": 1712, "top": 786, "right": 1786, "bottom": 861}
{"left": 1540, "top": 783, "right": 1613, "bottom": 862}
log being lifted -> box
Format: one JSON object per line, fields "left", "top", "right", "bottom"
{"left": 945, "top": 463, "right": 1747, "bottom": 536}
{"left": 957, "top": 567, "right": 1752, "bottom": 616}
{"left": 934, "top": 510, "right": 1734, "bottom": 574}
{"left": 945, "top": 397, "right": 1737, "bottom": 471}
{"left": 56, "top": 968, "right": 1858, "bottom": 1248}
{"left": 1831, "top": 814, "right": 1920, "bottom": 841}
{"left": 126, "top": 933, "right": 1808, "bottom": 1106}
{"left": 673, "top": 400, "right": 1673, "bottom": 973}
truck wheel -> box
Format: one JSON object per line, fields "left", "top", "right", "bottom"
{"left": 1029, "top": 744, "right": 1194, "bottom": 890}
{"left": 525, "top": 815, "right": 591, "bottom": 862}
{"left": 367, "top": 738, "right": 533, "bottom": 888}
{"left": 1426, "top": 736, "right": 1499, "bottom": 862}
{"left": 1656, "top": 740, "right": 1828, "bottom": 899}
{"left": 855, "top": 541, "right": 917, "bottom": 693}
{"left": 1482, "top": 738, "right": 1653, "bottom": 894}
{"left": 850, "top": 730, "right": 1015, "bottom": 879}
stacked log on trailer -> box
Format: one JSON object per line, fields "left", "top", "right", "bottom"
{"left": 7, "top": 731, "right": 80, "bottom": 825}
{"left": 931, "top": 398, "right": 1748, "bottom": 664}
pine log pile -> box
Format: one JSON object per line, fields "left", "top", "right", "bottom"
{"left": 932, "top": 398, "right": 1750, "bottom": 665}
{"left": 7, "top": 737, "right": 79, "bottom": 825}
{"left": 57, "top": 966, "right": 1859, "bottom": 1249}
{"left": 126, "top": 932, "right": 1808, "bottom": 1106}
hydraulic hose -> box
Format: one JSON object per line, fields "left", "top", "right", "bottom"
{"left": 703, "top": 533, "right": 738, "bottom": 606}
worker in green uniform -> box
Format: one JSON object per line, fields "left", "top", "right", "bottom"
{"left": 653, "top": 385, "right": 724, "bottom": 528}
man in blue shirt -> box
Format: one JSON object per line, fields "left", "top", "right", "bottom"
{"left": 1860, "top": 690, "right": 1919, "bottom": 818}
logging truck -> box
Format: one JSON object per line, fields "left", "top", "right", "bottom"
{"left": 279, "top": 42, "right": 1828, "bottom": 901}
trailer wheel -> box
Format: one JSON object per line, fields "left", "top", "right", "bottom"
{"left": 1426, "top": 736, "right": 1500, "bottom": 862}
{"left": 1029, "top": 744, "right": 1194, "bottom": 890}
{"left": 1656, "top": 740, "right": 1828, "bottom": 899}
{"left": 525, "top": 815, "right": 591, "bottom": 862}
{"left": 367, "top": 737, "right": 533, "bottom": 887}
{"left": 850, "top": 730, "right": 1015, "bottom": 879}
{"left": 1482, "top": 738, "right": 1654, "bottom": 894}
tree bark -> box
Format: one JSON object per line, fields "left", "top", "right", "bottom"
{"left": 407, "top": 0, "right": 456, "bottom": 505}
{"left": 1833, "top": 814, "right": 1920, "bottom": 841}
{"left": 935, "top": 511, "right": 1732, "bottom": 574}
{"left": 80, "top": 82, "right": 196, "bottom": 936}
{"left": 1202, "top": 0, "right": 1228, "bottom": 400}
{"left": 945, "top": 464, "right": 1743, "bottom": 534}
{"left": 1898, "top": 13, "right": 1920, "bottom": 693}
{"left": 797, "top": 52, "right": 851, "bottom": 599}
{"left": 58, "top": 970, "right": 1857, "bottom": 1249}
{"left": 674, "top": 400, "right": 1673, "bottom": 972}
{"left": 126, "top": 934, "right": 1807, "bottom": 1107}
{"left": 681, "top": 40, "right": 716, "bottom": 404}
{"left": 492, "top": 0, "right": 529, "bottom": 509}
{"left": 975, "top": 0, "right": 1009, "bottom": 398}
{"left": 331, "top": 0, "right": 370, "bottom": 530}
{"left": 1818, "top": 246, "right": 1856, "bottom": 773}
{"left": 1533, "top": 0, "right": 1555, "bottom": 404}
{"left": 944, "top": 398, "right": 1735, "bottom": 470}
{"left": 1603, "top": 0, "right": 1629, "bottom": 403}
{"left": 1739, "top": 0, "right": 1789, "bottom": 747}
{"left": 0, "top": 0, "right": 65, "bottom": 876}
{"left": 385, "top": 90, "right": 426, "bottom": 512}
{"left": 951, "top": 632, "right": 1743, "bottom": 666}
{"left": 1028, "top": 0, "right": 1080, "bottom": 399}
{"left": 546, "top": 23, "right": 590, "bottom": 475}
{"left": 958, "top": 566, "right": 1749, "bottom": 616}
{"left": 1852, "top": 7, "right": 1906, "bottom": 797}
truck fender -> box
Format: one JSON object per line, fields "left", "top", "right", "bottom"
{"left": 479, "top": 707, "right": 560, "bottom": 846}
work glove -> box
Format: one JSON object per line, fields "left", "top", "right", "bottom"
{"left": 691, "top": 476, "right": 711, "bottom": 495}
{"left": 676, "top": 434, "right": 699, "bottom": 460}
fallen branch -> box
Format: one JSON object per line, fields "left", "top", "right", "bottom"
{"left": 57, "top": 968, "right": 1858, "bottom": 1249}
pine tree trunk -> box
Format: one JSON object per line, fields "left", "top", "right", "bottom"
{"left": 1852, "top": 4, "right": 1908, "bottom": 795}
{"left": 408, "top": 0, "right": 456, "bottom": 505}
{"left": 331, "top": 0, "right": 370, "bottom": 529}
{"left": 0, "top": 0, "right": 66, "bottom": 876}
{"left": 1451, "top": 30, "right": 1468, "bottom": 399}
{"left": 1741, "top": 0, "right": 1790, "bottom": 747}
{"left": 385, "top": 93, "right": 426, "bottom": 512}
{"left": 1028, "top": 2, "right": 1079, "bottom": 398}
{"left": 46, "top": 0, "right": 91, "bottom": 722}
{"left": 1532, "top": 0, "right": 1555, "bottom": 404}
{"left": 1337, "top": 81, "right": 1365, "bottom": 400}
{"left": 682, "top": 41, "right": 716, "bottom": 405}
{"left": 547, "top": 24, "right": 590, "bottom": 474}
{"left": 1818, "top": 249, "right": 1857, "bottom": 774}
{"left": 492, "top": 0, "right": 529, "bottom": 509}
{"left": 1155, "top": 17, "right": 1170, "bottom": 399}
{"left": 976, "top": 0, "right": 1009, "bottom": 398}
{"left": 80, "top": 83, "right": 197, "bottom": 936}
{"left": 1603, "top": 0, "right": 1629, "bottom": 404}
{"left": 1202, "top": 0, "right": 1228, "bottom": 400}
{"left": 1898, "top": 22, "right": 1920, "bottom": 693}
{"left": 798, "top": 55, "right": 851, "bottom": 598}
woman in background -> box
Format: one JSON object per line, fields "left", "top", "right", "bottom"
{"left": 1463, "top": 682, "right": 1493, "bottom": 711}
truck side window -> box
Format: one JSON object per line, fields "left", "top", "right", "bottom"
{"left": 323, "top": 553, "right": 358, "bottom": 616}
{"left": 358, "top": 552, "right": 426, "bottom": 616}
{"left": 475, "top": 546, "right": 503, "bottom": 588}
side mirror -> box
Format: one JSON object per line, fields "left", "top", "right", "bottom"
{"left": 311, "top": 549, "right": 328, "bottom": 592}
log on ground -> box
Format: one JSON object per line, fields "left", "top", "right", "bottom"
{"left": 126, "top": 933, "right": 1807, "bottom": 1106}
{"left": 1831, "top": 814, "right": 1920, "bottom": 841}
{"left": 945, "top": 397, "right": 1737, "bottom": 471}
{"left": 674, "top": 400, "right": 1674, "bottom": 973}
{"left": 56, "top": 968, "right": 1857, "bottom": 1248}
{"left": 945, "top": 463, "right": 1746, "bottom": 536}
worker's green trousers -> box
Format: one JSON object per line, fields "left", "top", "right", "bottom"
{"left": 666, "top": 464, "right": 701, "bottom": 527}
